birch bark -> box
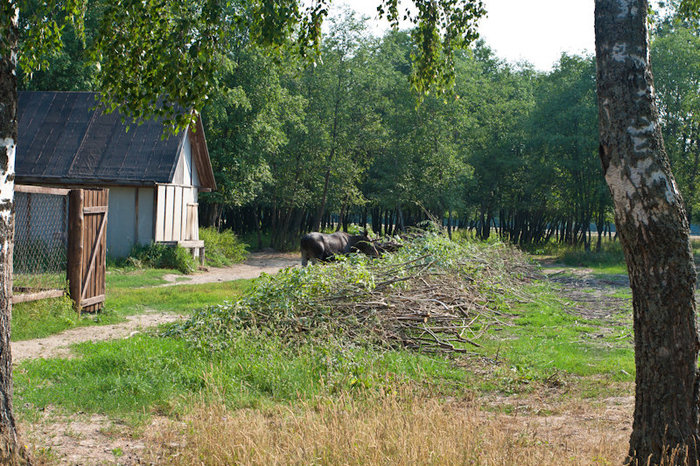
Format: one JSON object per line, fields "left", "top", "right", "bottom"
{"left": 0, "top": 2, "right": 29, "bottom": 464}
{"left": 595, "top": 1, "right": 700, "bottom": 463}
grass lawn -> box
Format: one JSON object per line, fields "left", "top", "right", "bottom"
{"left": 14, "top": 275, "right": 635, "bottom": 422}
{"left": 11, "top": 267, "right": 254, "bottom": 342}
{"left": 13, "top": 239, "right": 638, "bottom": 465}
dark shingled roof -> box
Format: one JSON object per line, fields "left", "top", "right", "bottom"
{"left": 16, "top": 91, "right": 215, "bottom": 190}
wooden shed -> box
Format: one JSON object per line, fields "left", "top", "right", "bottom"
{"left": 15, "top": 91, "right": 216, "bottom": 259}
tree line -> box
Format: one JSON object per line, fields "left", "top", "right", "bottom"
{"left": 198, "top": 10, "right": 699, "bottom": 250}
{"left": 19, "top": 7, "right": 699, "bottom": 251}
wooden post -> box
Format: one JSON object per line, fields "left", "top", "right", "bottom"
{"left": 67, "top": 189, "right": 84, "bottom": 312}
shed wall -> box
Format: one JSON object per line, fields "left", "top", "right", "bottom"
{"left": 107, "top": 186, "right": 156, "bottom": 258}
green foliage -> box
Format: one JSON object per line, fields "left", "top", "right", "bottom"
{"left": 13, "top": 0, "right": 87, "bottom": 73}
{"left": 199, "top": 227, "right": 249, "bottom": 267}
{"left": 128, "top": 243, "right": 197, "bottom": 275}
{"left": 651, "top": 23, "right": 700, "bottom": 222}
{"left": 679, "top": 0, "right": 700, "bottom": 20}
{"left": 15, "top": 0, "right": 486, "bottom": 134}
{"left": 378, "top": 0, "right": 485, "bottom": 94}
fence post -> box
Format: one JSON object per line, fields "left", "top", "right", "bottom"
{"left": 67, "top": 189, "right": 84, "bottom": 312}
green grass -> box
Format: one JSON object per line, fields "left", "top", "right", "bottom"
{"left": 14, "top": 280, "right": 635, "bottom": 422}
{"left": 106, "top": 267, "right": 181, "bottom": 289}
{"left": 11, "top": 270, "right": 254, "bottom": 341}
{"left": 472, "top": 283, "right": 634, "bottom": 389}
{"left": 14, "top": 332, "right": 472, "bottom": 422}
{"left": 12, "top": 296, "right": 79, "bottom": 342}
{"left": 13, "top": 235, "right": 637, "bottom": 426}
{"left": 104, "top": 280, "right": 254, "bottom": 315}
{"left": 13, "top": 273, "right": 635, "bottom": 424}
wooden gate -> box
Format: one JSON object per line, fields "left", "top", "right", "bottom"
{"left": 68, "top": 189, "right": 109, "bottom": 312}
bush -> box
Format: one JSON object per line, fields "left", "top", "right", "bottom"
{"left": 199, "top": 227, "right": 249, "bottom": 267}
{"left": 128, "top": 243, "right": 197, "bottom": 274}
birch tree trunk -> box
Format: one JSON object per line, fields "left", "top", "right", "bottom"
{"left": 0, "top": 4, "right": 29, "bottom": 464}
{"left": 595, "top": 1, "right": 700, "bottom": 464}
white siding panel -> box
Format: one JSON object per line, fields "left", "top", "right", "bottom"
{"left": 181, "top": 187, "right": 189, "bottom": 240}
{"left": 172, "top": 186, "right": 183, "bottom": 240}
{"left": 183, "top": 133, "right": 193, "bottom": 186}
{"left": 164, "top": 186, "right": 174, "bottom": 241}
{"left": 172, "top": 132, "right": 193, "bottom": 186}
{"left": 191, "top": 153, "right": 200, "bottom": 187}
{"left": 155, "top": 185, "right": 165, "bottom": 241}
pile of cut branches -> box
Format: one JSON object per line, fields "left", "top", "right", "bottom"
{"left": 166, "top": 234, "right": 536, "bottom": 354}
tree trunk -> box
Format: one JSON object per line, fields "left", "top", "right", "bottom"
{"left": 396, "top": 205, "right": 405, "bottom": 232}
{"left": 253, "top": 204, "right": 262, "bottom": 251}
{"left": 685, "top": 138, "right": 699, "bottom": 226}
{"left": 0, "top": 5, "right": 30, "bottom": 464}
{"left": 595, "top": 1, "right": 700, "bottom": 464}
{"left": 447, "top": 210, "right": 452, "bottom": 240}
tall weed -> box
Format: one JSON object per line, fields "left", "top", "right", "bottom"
{"left": 127, "top": 243, "right": 196, "bottom": 274}
{"left": 199, "top": 227, "right": 248, "bottom": 267}
{"left": 147, "top": 393, "right": 626, "bottom": 466}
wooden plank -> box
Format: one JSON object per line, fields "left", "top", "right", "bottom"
{"left": 176, "top": 240, "right": 205, "bottom": 248}
{"left": 81, "top": 198, "right": 108, "bottom": 300}
{"left": 180, "top": 188, "right": 183, "bottom": 240}
{"left": 164, "top": 186, "right": 174, "bottom": 241}
{"left": 186, "top": 203, "right": 198, "bottom": 241}
{"left": 15, "top": 185, "right": 71, "bottom": 196}
{"left": 99, "top": 190, "right": 108, "bottom": 304}
{"left": 67, "top": 189, "right": 84, "bottom": 311}
{"left": 83, "top": 206, "right": 108, "bottom": 214}
{"left": 173, "top": 186, "right": 182, "bottom": 240}
{"left": 153, "top": 187, "right": 159, "bottom": 241}
{"left": 13, "top": 289, "right": 64, "bottom": 304}
{"left": 80, "top": 294, "right": 105, "bottom": 308}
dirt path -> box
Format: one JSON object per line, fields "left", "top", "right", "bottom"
{"left": 537, "top": 262, "right": 632, "bottom": 322}
{"left": 161, "top": 250, "right": 299, "bottom": 286}
{"left": 12, "top": 312, "right": 185, "bottom": 363}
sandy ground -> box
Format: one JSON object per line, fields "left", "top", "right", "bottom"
{"left": 12, "top": 312, "right": 185, "bottom": 363}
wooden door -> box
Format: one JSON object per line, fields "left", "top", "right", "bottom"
{"left": 68, "top": 189, "right": 109, "bottom": 312}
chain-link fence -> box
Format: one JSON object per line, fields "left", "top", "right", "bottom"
{"left": 14, "top": 187, "right": 69, "bottom": 295}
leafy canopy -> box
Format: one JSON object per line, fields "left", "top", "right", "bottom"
{"left": 10, "top": 0, "right": 486, "bottom": 132}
